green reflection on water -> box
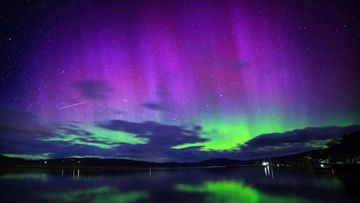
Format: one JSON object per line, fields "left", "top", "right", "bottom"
{"left": 176, "top": 180, "right": 308, "bottom": 203}
{"left": 44, "top": 186, "right": 148, "bottom": 203}
{"left": 0, "top": 173, "right": 48, "bottom": 181}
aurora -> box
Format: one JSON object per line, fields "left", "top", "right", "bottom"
{"left": 176, "top": 180, "right": 308, "bottom": 203}
{"left": 1, "top": 0, "right": 360, "bottom": 161}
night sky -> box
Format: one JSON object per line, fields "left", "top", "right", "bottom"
{"left": 1, "top": 0, "right": 360, "bottom": 162}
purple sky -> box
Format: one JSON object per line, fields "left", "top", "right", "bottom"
{"left": 1, "top": 0, "right": 360, "bottom": 161}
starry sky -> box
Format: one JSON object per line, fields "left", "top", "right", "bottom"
{"left": 1, "top": 0, "right": 360, "bottom": 161}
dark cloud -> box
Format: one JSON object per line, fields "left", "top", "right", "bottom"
{"left": 1, "top": 118, "right": 210, "bottom": 162}
{"left": 0, "top": 105, "right": 55, "bottom": 156}
{"left": 0, "top": 105, "right": 52, "bottom": 134}
{"left": 0, "top": 119, "right": 206, "bottom": 161}
{"left": 244, "top": 125, "right": 360, "bottom": 148}
{"left": 142, "top": 102, "right": 169, "bottom": 111}
{"left": 237, "top": 125, "right": 360, "bottom": 160}
{"left": 0, "top": 106, "right": 112, "bottom": 158}
{"left": 31, "top": 120, "right": 208, "bottom": 161}
{"left": 96, "top": 120, "right": 209, "bottom": 162}
{"left": 38, "top": 124, "right": 360, "bottom": 161}
{"left": 97, "top": 120, "right": 205, "bottom": 144}
{"left": 2, "top": 107, "right": 359, "bottom": 162}
{"left": 74, "top": 80, "right": 111, "bottom": 100}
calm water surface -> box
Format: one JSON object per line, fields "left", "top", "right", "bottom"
{"left": 0, "top": 167, "right": 359, "bottom": 203}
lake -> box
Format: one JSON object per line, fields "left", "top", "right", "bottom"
{"left": 0, "top": 166, "right": 358, "bottom": 203}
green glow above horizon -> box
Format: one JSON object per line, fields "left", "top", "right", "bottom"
{"left": 173, "top": 115, "right": 306, "bottom": 151}
{"left": 176, "top": 180, "right": 307, "bottom": 203}
{"left": 3, "top": 0, "right": 360, "bottom": 161}
{"left": 36, "top": 115, "right": 360, "bottom": 153}
{"left": 44, "top": 186, "right": 148, "bottom": 203}
{"left": 2, "top": 153, "right": 53, "bottom": 160}
{"left": 39, "top": 127, "right": 148, "bottom": 149}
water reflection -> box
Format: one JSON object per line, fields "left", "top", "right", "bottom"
{"left": 0, "top": 167, "right": 358, "bottom": 203}
{"left": 263, "top": 165, "right": 274, "bottom": 178}
{"left": 44, "top": 186, "right": 148, "bottom": 203}
{"left": 71, "top": 169, "right": 80, "bottom": 178}
{"left": 0, "top": 172, "right": 48, "bottom": 181}
{"left": 176, "top": 180, "right": 307, "bottom": 203}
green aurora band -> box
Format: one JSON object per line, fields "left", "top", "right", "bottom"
{"left": 34, "top": 115, "right": 360, "bottom": 154}
{"left": 38, "top": 127, "right": 148, "bottom": 150}
{"left": 174, "top": 115, "right": 360, "bottom": 151}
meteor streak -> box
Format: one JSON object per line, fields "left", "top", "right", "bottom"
{"left": 58, "top": 101, "right": 87, "bottom": 110}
